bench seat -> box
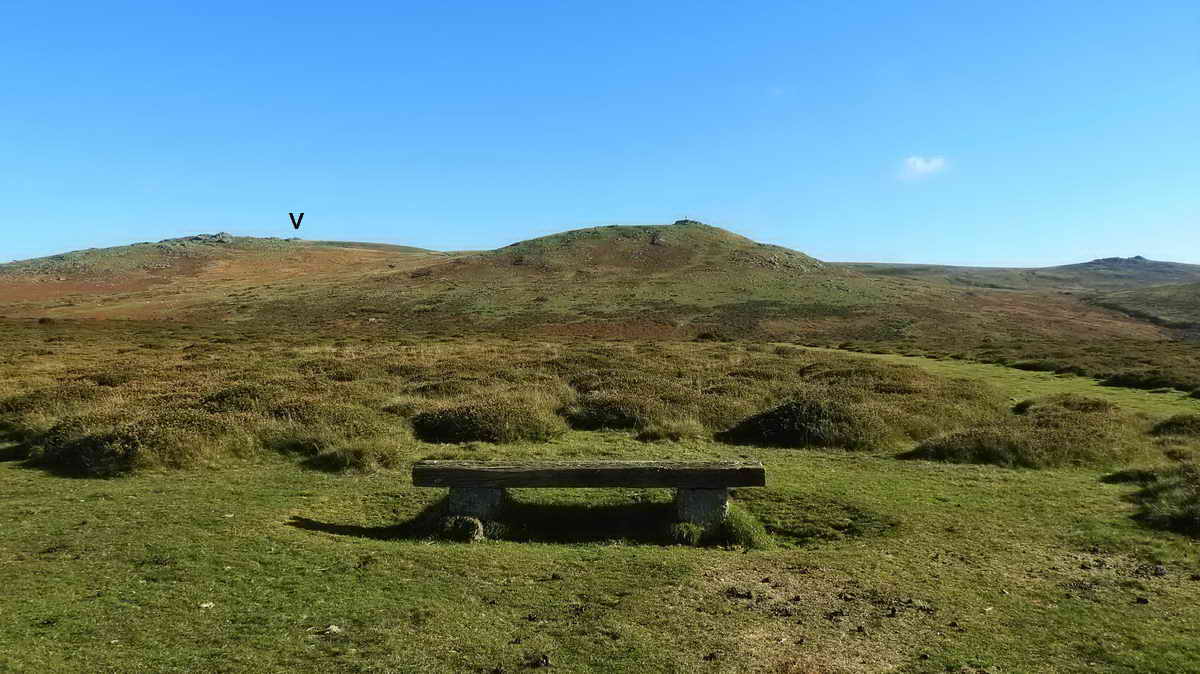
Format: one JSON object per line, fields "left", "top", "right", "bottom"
{"left": 412, "top": 460, "right": 765, "bottom": 527}
{"left": 412, "top": 460, "right": 765, "bottom": 488}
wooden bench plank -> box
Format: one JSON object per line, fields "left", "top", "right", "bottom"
{"left": 412, "top": 460, "right": 765, "bottom": 488}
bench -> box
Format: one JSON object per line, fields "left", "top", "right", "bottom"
{"left": 411, "top": 460, "right": 766, "bottom": 527}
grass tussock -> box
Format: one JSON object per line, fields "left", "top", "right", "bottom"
{"left": 1152, "top": 414, "right": 1200, "bottom": 438}
{"left": 412, "top": 392, "right": 567, "bottom": 443}
{"left": 1113, "top": 463, "right": 1200, "bottom": 537}
{"left": 29, "top": 409, "right": 254, "bottom": 477}
{"left": 905, "top": 393, "right": 1155, "bottom": 469}
{"left": 716, "top": 394, "right": 894, "bottom": 450}
{"left": 0, "top": 320, "right": 1183, "bottom": 477}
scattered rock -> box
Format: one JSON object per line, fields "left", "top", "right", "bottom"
{"left": 321, "top": 624, "right": 343, "bottom": 635}
{"left": 199, "top": 602, "right": 214, "bottom": 609}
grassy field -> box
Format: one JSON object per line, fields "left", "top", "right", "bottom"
{"left": 2, "top": 316, "right": 1200, "bottom": 671}
{"left": 3, "top": 436, "right": 1199, "bottom": 672}
{"left": 3, "top": 223, "right": 1200, "bottom": 671}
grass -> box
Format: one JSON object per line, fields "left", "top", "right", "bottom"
{"left": 1105, "top": 462, "right": 1200, "bottom": 538}
{"left": 4, "top": 318, "right": 1200, "bottom": 670}
{"left": 3, "top": 440, "right": 1200, "bottom": 672}
{"left": 903, "top": 393, "right": 1169, "bottom": 469}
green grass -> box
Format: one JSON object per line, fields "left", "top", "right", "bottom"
{"left": 4, "top": 319, "right": 1200, "bottom": 670}
{"left": 3, "top": 441, "right": 1200, "bottom": 672}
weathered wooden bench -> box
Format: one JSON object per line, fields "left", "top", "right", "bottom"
{"left": 411, "top": 460, "right": 766, "bottom": 527}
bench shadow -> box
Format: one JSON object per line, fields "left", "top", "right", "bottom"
{"left": 500, "top": 499, "right": 674, "bottom": 545}
{"left": 287, "top": 499, "right": 447, "bottom": 541}
{"left": 287, "top": 497, "right": 678, "bottom": 545}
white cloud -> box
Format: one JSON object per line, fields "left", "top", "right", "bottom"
{"left": 899, "top": 155, "right": 948, "bottom": 180}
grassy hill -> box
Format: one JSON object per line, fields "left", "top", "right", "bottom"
{"left": 4, "top": 221, "right": 1200, "bottom": 671}
{"left": 1096, "top": 282, "right": 1200, "bottom": 329}
{"left": 1, "top": 220, "right": 1196, "bottom": 390}
{"left": 847, "top": 256, "right": 1200, "bottom": 292}
{"left": 0, "top": 234, "right": 435, "bottom": 277}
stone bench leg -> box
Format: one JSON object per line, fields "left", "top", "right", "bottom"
{"left": 448, "top": 487, "right": 506, "bottom": 520}
{"left": 675, "top": 488, "right": 728, "bottom": 527}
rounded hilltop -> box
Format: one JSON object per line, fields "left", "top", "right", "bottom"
{"left": 484, "top": 219, "right": 824, "bottom": 274}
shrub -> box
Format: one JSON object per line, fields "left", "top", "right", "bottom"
{"left": 716, "top": 396, "right": 892, "bottom": 450}
{"left": 1152, "top": 414, "right": 1200, "bottom": 437}
{"left": 412, "top": 394, "right": 566, "bottom": 443}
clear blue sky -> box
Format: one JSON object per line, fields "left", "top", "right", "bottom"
{"left": 2, "top": 1, "right": 1197, "bottom": 266}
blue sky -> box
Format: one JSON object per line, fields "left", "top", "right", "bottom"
{"left": 2, "top": 1, "right": 1197, "bottom": 265}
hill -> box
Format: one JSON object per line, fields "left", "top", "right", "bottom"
{"left": 1095, "top": 282, "right": 1200, "bottom": 329}
{"left": 846, "top": 256, "right": 1200, "bottom": 292}
{"left": 3, "top": 220, "right": 1196, "bottom": 390}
